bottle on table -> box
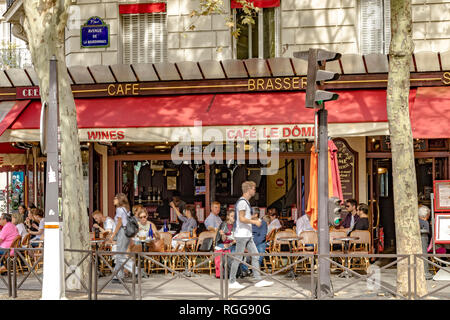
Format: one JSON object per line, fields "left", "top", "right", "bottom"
{"left": 163, "top": 220, "right": 168, "bottom": 232}
{"left": 148, "top": 225, "right": 154, "bottom": 240}
{"left": 94, "top": 227, "right": 99, "bottom": 239}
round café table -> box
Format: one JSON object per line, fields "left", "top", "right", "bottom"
{"left": 174, "top": 237, "right": 198, "bottom": 277}
{"left": 332, "top": 236, "right": 360, "bottom": 278}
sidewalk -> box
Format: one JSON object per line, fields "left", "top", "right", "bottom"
{"left": 0, "top": 268, "right": 448, "bottom": 300}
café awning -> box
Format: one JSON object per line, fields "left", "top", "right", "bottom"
{"left": 411, "top": 86, "right": 450, "bottom": 139}
{"left": 0, "top": 89, "right": 400, "bottom": 143}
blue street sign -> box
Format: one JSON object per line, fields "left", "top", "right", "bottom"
{"left": 81, "top": 16, "right": 110, "bottom": 48}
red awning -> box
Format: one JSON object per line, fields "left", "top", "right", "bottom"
{"left": 0, "top": 100, "right": 31, "bottom": 136}
{"left": 411, "top": 87, "right": 450, "bottom": 139}
{"left": 119, "top": 3, "right": 166, "bottom": 14}
{"left": 10, "top": 90, "right": 391, "bottom": 130}
{"left": 231, "top": 0, "right": 280, "bottom": 8}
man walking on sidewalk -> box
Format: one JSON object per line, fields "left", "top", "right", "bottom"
{"left": 229, "top": 181, "right": 273, "bottom": 289}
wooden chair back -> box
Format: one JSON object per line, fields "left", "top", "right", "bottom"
{"left": 329, "top": 231, "right": 347, "bottom": 245}
{"left": 159, "top": 232, "right": 173, "bottom": 251}
{"left": 10, "top": 235, "right": 22, "bottom": 248}
{"left": 195, "top": 231, "right": 216, "bottom": 251}
{"left": 349, "top": 230, "right": 371, "bottom": 251}
{"left": 300, "top": 231, "right": 318, "bottom": 244}
{"left": 21, "top": 233, "right": 31, "bottom": 248}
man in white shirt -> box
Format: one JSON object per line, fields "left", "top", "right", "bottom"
{"left": 92, "top": 210, "right": 116, "bottom": 238}
{"left": 296, "top": 213, "right": 314, "bottom": 237}
{"left": 267, "top": 208, "right": 282, "bottom": 235}
{"left": 229, "top": 181, "right": 273, "bottom": 289}
{"left": 204, "top": 201, "right": 222, "bottom": 231}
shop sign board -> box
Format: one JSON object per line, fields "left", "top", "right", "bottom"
{"left": 434, "top": 180, "right": 450, "bottom": 212}
{"left": 434, "top": 213, "right": 450, "bottom": 244}
{"left": 334, "top": 138, "right": 358, "bottom": 201}
{"left": 81, "top": 16, "right": 110, "bottom": 48}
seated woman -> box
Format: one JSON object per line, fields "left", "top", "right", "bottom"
{"left": 215, "top": 209, "right": 236, "bottom": 252}
{"left": 24, "top": 209, "right": 40, "bottom": 239}
{"left": 27, "top": 208, "right": 45, "bottom": 247}
{"left": 132, "top": 204, "right": 144, "bottom": 218}
{"left": 347, "top": 203, "right": 369, "bottom": 235}
{"left": 170, "top": 203, "right": 198, "bottom": 250}
{"left": 12, "top": 212, "right": 28, "bottom": 238}
{"left": 136, "top": 208, "right": 159, "bottom": 242}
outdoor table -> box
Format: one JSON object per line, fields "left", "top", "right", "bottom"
{"left": 133, "top": 237, "right": 155, "bottom": 252}
{"left": 90, "top": 239, "right": 105, "bottom": 251}
{"left": 277, "top": 236, "right": 303, "bottom": 279}
{"left": 30, "top": 239, "right": 44, "bottom": 247}
{"left": 174, "top": 237, "right": 198, "bottom": 277}
{"left": 333, "top": 236, "right": 360, "bottom": 278}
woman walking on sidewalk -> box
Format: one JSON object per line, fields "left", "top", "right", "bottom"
{"left": 107, "top": 193, "right": 131, "bottom": 283}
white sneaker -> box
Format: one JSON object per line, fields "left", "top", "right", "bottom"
{"left": 229, "top": 281, "right": 245, "bottom": 289}
{"left": 254, "top": 280, "right": 274, "bottom": 287}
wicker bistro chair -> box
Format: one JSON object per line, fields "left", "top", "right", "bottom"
{"left": 148, "top": 231, "right": 173, "bottom": 274}
{"left": 348, "top": 230, "right": 371, "bottom": 272}
{"left": 97, "top": 234, "right": 114, "bottom": 275}
{"left": 19, "top": 233, "right": 33, "bottom": 272}
{"left": 192, "top": 231, "right": 216, "bottom": 275}
{"left": 270, "top": 230, "right": 298, "bottom": 273}
{"left": 296, "top": 231, "right": 318, "bottom": 273}
{"left": 329, "top": 230, "right": 347, "bottom": 272}
{"left": 4, "top": 236, "right": 24, "bottom": 274}
{"left": 170, "top": 231, "right": 198, "bottom": 274}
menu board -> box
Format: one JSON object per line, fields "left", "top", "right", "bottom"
{"left": 434, "top": 180, "right": 450, "bottom": 212}
{"left": 435, "top": 213, "right": 450, "bottom": 244}
{"left": 334, "top": 139, "right": 358, "bottom": 201}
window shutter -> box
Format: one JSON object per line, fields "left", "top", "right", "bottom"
{"left": 360, "top": 0, "right": 384, "bottom": 55}
{"left": 383, "top": 0, "right": 391, "bottom": 55}
{"left": 122, "top": 12, "right": 167, "bottom": 64}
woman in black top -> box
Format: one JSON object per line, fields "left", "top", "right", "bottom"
{"left": 348, "top": 203, "right": 369, "bottom": 235}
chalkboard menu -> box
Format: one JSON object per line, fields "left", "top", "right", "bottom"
{"left": 334, "top": 138, "right": 358, "bottom": 200}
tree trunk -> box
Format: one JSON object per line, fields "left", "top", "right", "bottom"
{"left": 387, "top": 0, "right": 427, "bottom": 297}
{"left": 22, "top": 0, "right": 90, "bottom": 290}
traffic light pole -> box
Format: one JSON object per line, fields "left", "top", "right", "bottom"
{"left": 293, "top": 48, "right": 341, "bottom": 298}
{"left": 317, "top": 107, "right": 332, "bottom": 298}
{"left": 41, "top": 56, "right": 65, "bottom": 300}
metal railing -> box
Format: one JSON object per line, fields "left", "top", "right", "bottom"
{"left": 1, "top": 248, "right": 449, "bottom": 300}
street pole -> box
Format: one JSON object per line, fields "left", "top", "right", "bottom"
{"left": 317, "top": 107, "right": 332, "bottom": 297}
{"left": 41, "top": 56, "right": 65, "bottom": 300}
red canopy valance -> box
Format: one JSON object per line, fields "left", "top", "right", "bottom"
{"left": 119, "top": 3, "right": 166, "bottom": 14}
{"left": 231, "top": 0, "right": 280, "bottom": 9}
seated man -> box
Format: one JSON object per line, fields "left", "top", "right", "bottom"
{"left": 337, "top": 199, "right": 359, "bottom": 230}
{"left": 204, "top": 201, "right": 223, "bottom": 231}
{"left": 0, "top": 213, "right": 19, "bottom": 272}
{"left": 296, "top": 213, "right": 314, "bottom": 237}
{"left": 92, "top": 210, "right": 116, "bottom": 238}
{"left": 267, "top": 208, "right": 282, "bottom": 235}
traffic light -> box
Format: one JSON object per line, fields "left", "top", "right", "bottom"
{"left": 293, "top": 48, "right": 341, "bottom": 108}
{"left": 327, "top": 197, "right": 342, "bottom": 227}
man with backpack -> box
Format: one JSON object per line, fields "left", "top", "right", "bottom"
{"left": 229, "top": 181, "right": 273, "bottom": 289}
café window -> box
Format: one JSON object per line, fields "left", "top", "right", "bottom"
{"left": 120, "top": 3, "right": 168, "bottom": 64}
{"left": 360, "top": 0, "right": 391, "bottom": 55}
{"left": 233, "top": 1, "right": 280, "bottom": 59}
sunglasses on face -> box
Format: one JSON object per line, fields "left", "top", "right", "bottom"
{"left": 139, "top": 216, "right": 147, "bottom": 219}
